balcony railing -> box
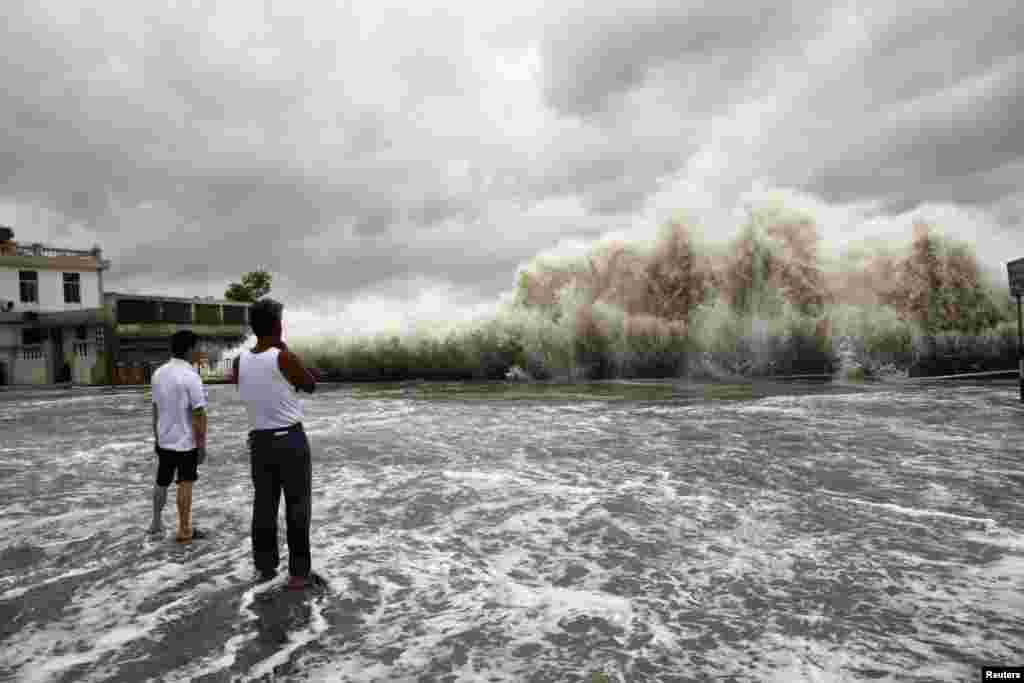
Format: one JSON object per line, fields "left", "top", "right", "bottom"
{"left": 14, "top": 243, "right": 103, "bottom": 258}
{"left": 21, "top": 345, "right": 45, "bottom": 361}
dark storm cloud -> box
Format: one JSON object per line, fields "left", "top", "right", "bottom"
{"left": 0, "top": 2, "right": 485, "bottom": 244}
{"left": 534, "top": 0, "right": 1023, "bottom": 221}
{"left": 807, "top": 55, "right": 1024, "bottom": 206}
{"left": 521, "top": 150, "right": 676, "bottom": 216}
{"left": 538, "top": 1, "right": 827, "bottom": 118}
{"left": 776, "top": 0, "right": 1024, "bottom": 210}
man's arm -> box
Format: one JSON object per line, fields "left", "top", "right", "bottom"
{"left": 152, "top": 402, "right": 159, "bottom": 453}
{"left": 187, "top": 375, "right": 209, "bottom": 462}
{"left": 277, "top": 346, "right": 316, "bottom": 394}
{"left": 191, "top": 406, "right": 207, "bottom": 452}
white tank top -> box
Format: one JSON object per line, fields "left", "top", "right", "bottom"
{"left": 238, "top": 348, "right": 304, "bottom": 430}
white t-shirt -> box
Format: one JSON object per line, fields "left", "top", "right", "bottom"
{"left": 152, "top": 358, "right": 207, "bottom": 451}
{"left": 237, "top": 348, "right": 303, "bottom": 431}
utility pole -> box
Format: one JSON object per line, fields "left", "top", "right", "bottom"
{"left": 1018, "top": 293, "right": 1023, "bottom": 403}
{"left": 1008, "top": 258, "right": 1024, "bottom": 403}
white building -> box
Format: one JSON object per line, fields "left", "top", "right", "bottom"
{"left": 0, "top": 227, "right": 110, "bottom": 385}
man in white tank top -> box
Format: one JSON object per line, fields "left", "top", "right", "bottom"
{"left": 232, "top": 298, "right": 320, "bottom": 590}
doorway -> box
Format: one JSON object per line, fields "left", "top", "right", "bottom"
{"left": 51, "top": 328, "right": 66, "bottom": 383}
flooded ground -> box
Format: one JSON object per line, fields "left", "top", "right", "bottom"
{"left": 0, "top": 379, "right": 1021, "bottom": 682}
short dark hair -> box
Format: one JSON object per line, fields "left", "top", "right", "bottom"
{"left": 249, "top": 298, "right": 283, "bottom": 337}
{"left": 171, "top": 330, "right": 199, "bottom": 357}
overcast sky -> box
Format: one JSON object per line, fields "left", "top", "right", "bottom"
{"left": 2, "top": 0, "right": 1021, "bottom": 338}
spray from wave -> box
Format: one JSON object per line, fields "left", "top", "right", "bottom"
{"left": 291, "top": 205, "right": 1017, "bottom": 382}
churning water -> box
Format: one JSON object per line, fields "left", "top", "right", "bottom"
{"left": 0, "top": 380, "right": 1021, "bottom": 682}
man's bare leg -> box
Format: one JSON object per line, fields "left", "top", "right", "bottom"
{"left": 149, "top": 484, "right": 168, "bottom": 534}
{"left": 176, "top": 481, "right": 194, "bottom": 543}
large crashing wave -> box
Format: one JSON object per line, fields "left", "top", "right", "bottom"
{"left": 293, "top": 206, "right": 1017, "bottom": 381}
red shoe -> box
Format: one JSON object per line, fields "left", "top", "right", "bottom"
{"left": 286, "top": 575, "right": 309, "bottom": 590}
{"left": 286, "top": 573, "right": 324, "bottom": 591}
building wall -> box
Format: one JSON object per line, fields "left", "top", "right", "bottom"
{"left": 0, "top": 267, "right": 101, "bottom": 312}
{"left": 12, "top": 346, "right": 47, "bottom": 384}
{"left": 0, "top": 323, "right": 108, "bottom": 385}
{"left": 67, "top": 328, "right": 104, "bottom": 384}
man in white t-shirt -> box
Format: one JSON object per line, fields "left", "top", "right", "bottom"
{"left": 150, "top": 330, "right": 209, "bottom": 543}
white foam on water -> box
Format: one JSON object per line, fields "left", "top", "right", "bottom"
{"left": 734, "top": 402, "right": 812, "bottom": 417}
{"left": 827, "top": 389, "right": 905, "bottom": 404}
{"left": 302, "top": 415, "right": 357, "bottom": 438}
{"left": 916, "top": 481, "right": 958, "bottom": 509}
{"left": 3, "top": 540, "right": 261, "bottom": 682}
{"left": 745, "top": 637, "right": 903, "bottom": 683}
{"left": 306, "top": 658, "right": 399, "bottom": 683}
{"left": 10, "top": 510, "right": 126, "bottom": 549}
{"left": 883, "top": 547, "right": 962, "bottom": 569}
{"left": 10, "top": 587, "right": 191, "bottom": 682}
{"left": 177, "top": 631, "right": 258, "bottom": 682}
{"left": 882, "top": 419, "right": 977, "bottom": 447}
{"left": 493, "top": 498, "right": 596, "bottom": 536}
{"left": 241, "top": 590, "right": 331, "bottom": 682}
{"left": 879, "top": 524, "right": 1024, "bottom": 667}
{"left": 0, "top": 564, "right": 102, "bottom": 601}
{"left": 100, "top": 441, "right": 146, "bottom": 451}
{"left": 963, "top": 526, "right": 1024, "bottom": 552}
{"left": 441, "top": 469, "right": 515, "bottom": 487}
{"left": 982, "top": 467, "right": 1024, "bottom": 478}
{"left": 0, "top": 502, "right": 32, "bottom": 516}
{"left": 490, "top": 579, "right": 634, "bottom": 629}
{"left": 822, "top": 490, "right": 998, "bottom": 529}
{"left": 164, "top": 554, "right": 268, "bottom": 682}
{"left": 3, "top": 382, "right": 1022, "bottom": 680}
{"left": 964, "top": 552, "right": 1024, "bottom": 614}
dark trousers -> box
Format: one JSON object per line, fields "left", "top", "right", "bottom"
{"left": 249, "top": 425, "right": 312, "bottom": 577}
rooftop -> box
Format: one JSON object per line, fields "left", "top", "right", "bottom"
{"left": 105, "top": 292, "right": 251, "bottom": 306}
{"left": 10, "top": 243, "right": 102, "bottom": 258}
{"left": 0, "top": 232, "right": 109, "bottom": 270}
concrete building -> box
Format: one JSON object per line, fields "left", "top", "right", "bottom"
{"left": 104, "top": 291, "right": 250, "bottom": 385}
{"left": 0, "top": 226, "right": 250, "bottom": 386}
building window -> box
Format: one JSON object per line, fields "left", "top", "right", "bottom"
{"left": 117, "top": 299, "right": 159, "bottom": 324}
{"left": 22, "top": 328, "right": 44, "bottom": 345}
{"left": 19, "top": 271, "right": 38, "bottom": 303}
{"left": 162, "top": 301, "right": 192, "bottom": 324}
{"left": 195, "top": 303, "right": 221, "bottom": 325}
{"left": 95, "top": 326, "right": 105, "bottom": 350}
{"left": 63, "top": 273, "right": 81, "bottom": 304}
{"left": 76, "top": 325, "right": 87, "bottom": 340}
{"left": 223, "top": 305, "right": 246, "bottom": 325}
{"left": 21, "top": 328, "right": 43, "bottom": 360}
{"left": 73, "top": 342, "right": 89, "bottom": 358}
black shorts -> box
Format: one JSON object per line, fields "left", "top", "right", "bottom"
{"left": 156, "top": 447, "right": 200, "bottom": 486}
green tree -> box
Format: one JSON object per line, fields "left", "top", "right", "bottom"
{"left": 225, "top": 269, "right": 272, "bottom": 302}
